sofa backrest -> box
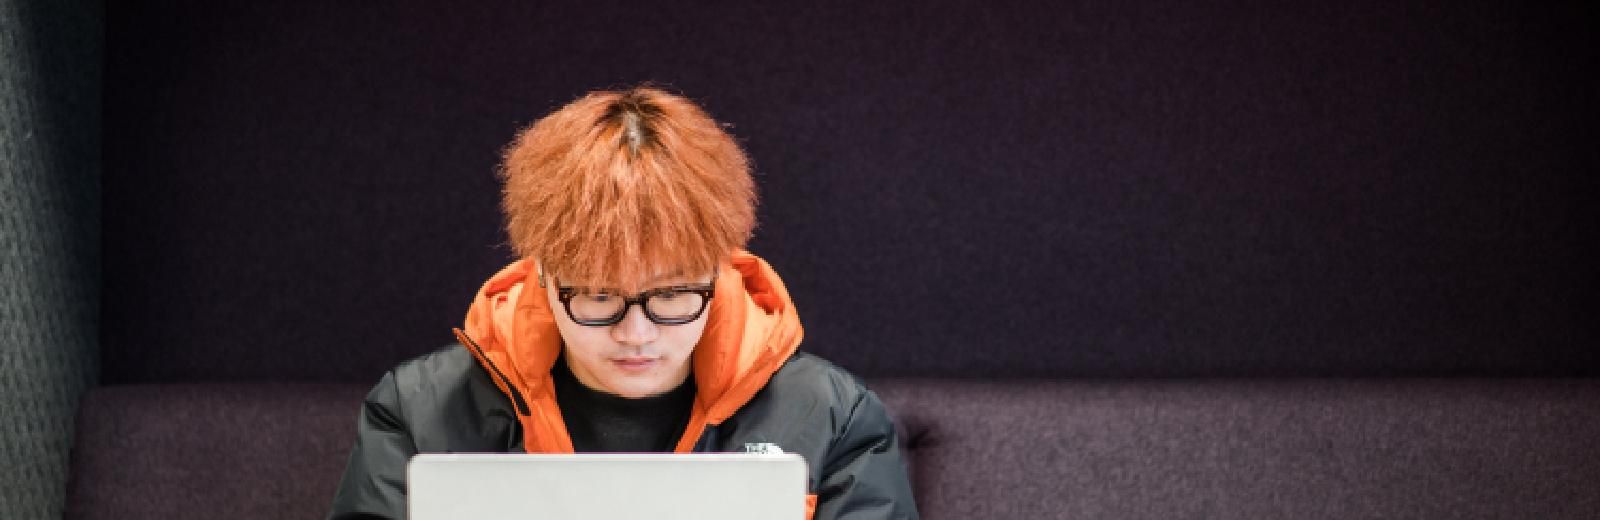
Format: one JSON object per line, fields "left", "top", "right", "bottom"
{"left": 66, "top": 385, "right": 364, "bottom": 520}
{"left": 67, "top": 378, "right": 1600, "bottom": 519}
{"left": 100, "top": 0, "right": 1597, "bottom": 384}
{"left": 873, "top": 379, "right": 1600, "bottom": 518}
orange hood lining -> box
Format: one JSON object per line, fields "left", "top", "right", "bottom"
{"left": 454, "top": 250, "right": 804, "bottom": 454}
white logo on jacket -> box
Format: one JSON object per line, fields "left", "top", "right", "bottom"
{"left": 743, "top": 442, "right": 784, "bottom": 454}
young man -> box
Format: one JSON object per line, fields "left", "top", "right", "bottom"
{"left": 328, "top": 87, "right": 919, "bottom": 519}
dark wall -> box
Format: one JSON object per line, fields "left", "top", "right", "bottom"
{"left": 101, "top": 1, "right": 1597, "bottom": 383}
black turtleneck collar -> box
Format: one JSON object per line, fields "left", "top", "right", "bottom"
{"left": 551, "top": 354, "right": 697, "bottom": 453}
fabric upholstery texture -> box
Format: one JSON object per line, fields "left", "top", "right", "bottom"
{"left": 42, "top": 1, "right": 1600, "bottom": 518}
{"left": 65, "top": 380, "right": 1600, "bottom": 519}
{"left": 873, "top": 379, "right": 1600, "bottom": 519}
{"left": 65, "top": 385, "right": 365, "bottom": 520}
{"left": 99, "top": 0, "right": 1597, "bottom": 383}
{"left": 1, "top": 0, "right": 102, "bottom": 518}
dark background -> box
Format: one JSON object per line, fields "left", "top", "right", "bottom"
{"left": 101, "top": 0, "right": 1596, "bottom": 383}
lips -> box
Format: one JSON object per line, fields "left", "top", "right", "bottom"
{"left": 611, "top": 357, "right": 658, "bottom": 372}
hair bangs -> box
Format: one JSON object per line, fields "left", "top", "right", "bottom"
{"left": 499, "top": 87, "right": 756, "bottom": 291}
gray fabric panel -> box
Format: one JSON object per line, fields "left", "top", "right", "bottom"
{"left": 0, "top": 0, "right": 101, "bottom": 519}
{"left": 65, "top": 384, "right": 367, "bottom": 520}
{"left": 875, "top": 379, "right": 1600, "bottom": 520}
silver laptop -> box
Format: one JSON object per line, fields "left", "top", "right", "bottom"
{"left": 407, "top": 453, "right": 808, "bottom": 520}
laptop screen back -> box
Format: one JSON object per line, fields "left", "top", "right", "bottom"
{"left": 407, "top": 453, "right": 808, "bottom": 520}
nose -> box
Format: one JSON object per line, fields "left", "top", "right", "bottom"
{"left": 610, "top": 304, "right": 659, "bottom": 347}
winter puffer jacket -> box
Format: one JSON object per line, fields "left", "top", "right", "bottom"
{"left": 328, "top": 252, "right": 919, "bottom": 519}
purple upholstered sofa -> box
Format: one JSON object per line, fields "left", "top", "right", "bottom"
{"left": 65, "top": 376, "right": 1600, "bottom": 518}
{"left": 63, "top": 1, "right": 1597, "bottom": 518}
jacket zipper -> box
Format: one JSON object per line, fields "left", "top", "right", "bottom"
{"left": 456, "top": 329, "right": 533, "bottom": 416}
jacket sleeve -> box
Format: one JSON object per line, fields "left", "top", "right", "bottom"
{"left": 328, "top": 371, "right": 415, "bottom": 520}
{"left": 813, "top": 388, "right": 921, "bottom": 520}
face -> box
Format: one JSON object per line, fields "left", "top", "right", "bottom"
{"left": 543, "top": 269, "right": 714, "bottom": 398}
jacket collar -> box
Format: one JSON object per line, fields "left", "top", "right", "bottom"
{"left": 453, "top": 250, "right": 804, "bottom": 453}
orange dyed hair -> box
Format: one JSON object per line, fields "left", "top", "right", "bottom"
{"left": 499, "top": 87, "right": 756, "bottom": 291}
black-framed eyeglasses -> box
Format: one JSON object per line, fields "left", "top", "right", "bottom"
{"left": 553, "top": 278, "right": 716, "bottom": 327}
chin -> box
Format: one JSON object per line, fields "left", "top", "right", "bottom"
{"left": 603, "top": 375, "right": 671, "bottom": 398}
